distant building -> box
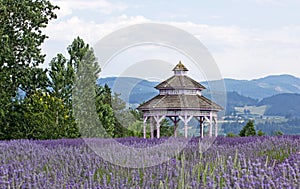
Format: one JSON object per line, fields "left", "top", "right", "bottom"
{"left": 138, "top": 61, "right": 223, "bottom": 138}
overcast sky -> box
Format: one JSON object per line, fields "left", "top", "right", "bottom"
{"left": 43, "top": 0, "right": 300, "bottom": 80}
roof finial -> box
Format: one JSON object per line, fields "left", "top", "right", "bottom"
{"left": 172, "top": 61, "right": 188, "bottom": 71}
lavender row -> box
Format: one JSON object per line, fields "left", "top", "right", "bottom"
{"left": 0, "top": 136, "right": 299, "bottom": 188}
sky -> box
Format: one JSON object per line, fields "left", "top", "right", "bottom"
{"left": 42, "top": 0, "right": 300, "bottom": 81}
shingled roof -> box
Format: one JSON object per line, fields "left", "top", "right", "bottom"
{"left": 137, "top": 61, "right": 223, "bottom": 112}
{"left": 138, "top": 94, "right": 223, "bottom": 111}
{"left": 155, "top": 75, "right": 206, "bottom": 90}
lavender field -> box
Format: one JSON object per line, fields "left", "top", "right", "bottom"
{"left": 0, "top": 136, "right": 299, "bottom": 189}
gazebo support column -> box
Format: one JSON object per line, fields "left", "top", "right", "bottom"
{"left": 196, "top": 116, "right": 205, "bottom": 138}
{"left": 169, "top": 116, "right": 180, "bottom": 137}
{"left": 179, "top": 113, "right": 193, "bottom": 138}
{"left": 209, "top": 112, "right": 213, "bottom": 137}
{"left": 150, "top": 117, "right": 154, "bottom": 139}
{"left": 201, "top": 117, "right": 204, "bottom": 138}
{"left": 214, "top": 117, "right": 218, "bottom": 137}
{"left": 143, "top": 116, "right": 148, "bottom": 139}
{"left": 154, "top": 115, "right": 165, "bottom": 138}
{"left": 204, "top": 116, "right": 211, "bottom": 137}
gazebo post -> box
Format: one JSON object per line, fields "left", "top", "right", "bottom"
{"left": 150, "top": 117, "right": 154, "bottom": 139}
{"left": 209, "top": 112, "right": 213, "bottom": 137}
{"left": 143, "top": 116, "right": 148, "bottom": 139}
{"left": 156, "top": 121, "right": 160, "bottom": 138}
{"left": 174, "top": 117, "right": 177, "bottom": 137}
{"left": 214, "top": 117, "right": 218, "bottom": 137}
{"left": 179, "top": 113, "right": 193, "bottom": 138}
{"left": 169, "top": 116, "right": 179, "bottom": 137}
{"left": 196, "top": 116, "right": 204, "bottom": 138}
{"left": 200, "top": 117, "right": 204, "bottom": 138}
{"left": 154, "top": 115, "right": 165, "bottom": 138}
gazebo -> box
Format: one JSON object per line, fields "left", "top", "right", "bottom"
{"left": 137, "top": 61, "right": 223, "bottom": 138}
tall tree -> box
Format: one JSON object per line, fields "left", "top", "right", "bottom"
{"left": 48, "top": 53, "right": 75, "bottom": 127}
{"left": 239, "top": 120, "right": 256, "bottom": 137}
{"left": 95, "top": 84, "right": 115, "bottom": 137}
{"left": 0, "top": 0, "right": 58, "bottom": 96}
{"left": 0, "top": 0, "right": 58, "bottom": 139}
{"left": 49, "top": 37, "right": 102, "bottom": 138}
{"left": 22, "top": 91, "right": 79, "bottom": 139}
{"left": 71, "top": 38, "right": 104, "bottom": 137}
{"left": 49, "top": 54, "right": 70, "bottom": 102}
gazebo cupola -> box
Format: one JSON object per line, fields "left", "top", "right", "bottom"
{"left": 173, "top": 61, "right": 188, "bottom": 75}
{"left": 156, "top": 61, "right": 205, "bottom": 96}
{"left": 138, "top": 61, "right": 223, "bottom": 139}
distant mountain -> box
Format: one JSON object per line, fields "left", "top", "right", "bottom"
{"left": 97, "top": 74, "right": 300, "bottom": 115}
{"left": 225, "top": 91, "right": 258, "bottom": 115}
{"left": 257, "top": 93, "right": 300, "bottom": 117}
{"left": 221, "top": 74, "right": 300, "bottom": 99}
{"left": 98, "top": 74, "right": 300, "bottom": 99}
{"left": 97, "top": 77, "right": 159, "bottom": 105}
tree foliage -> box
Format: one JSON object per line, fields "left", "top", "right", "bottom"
{"left": 257, "top": 130, "right": 265, "bottom": 136}
{"left": 239, "top": 120, "right": 256, "bottom": 137}
{"left": 71, "top": 38, "right": 106, "bottom": 137}
{"left": 24, "top": 91, "right": 79, "bottom": 139}
{"left": 48, "top": 54, "right": 74, "bottom": 107}
{"left": 227, "top": 132, "right": 237, "bottom": 137}
{"left": 47, "top": 37, "right": 90, "bottom": 138}
{"left": 0, "top": 0, "right": 58, "bottom": 96}
{"left": 95, "top": 85, "right": 115, "bottom": 137}
{"left": 0, "top": 0, "right": 149, "bottom": 139}
{"left": 0, "top": 0, "right": 58, "bottom": 139}
{"left": 274, "top": 131, "right": 283, "bottom": 136}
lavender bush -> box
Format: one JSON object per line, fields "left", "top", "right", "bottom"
{"left": 0, "top": 136, "right": 299, "bottom": 188}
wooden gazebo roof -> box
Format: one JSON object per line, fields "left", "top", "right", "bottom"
{"left": 138, "top": 94, "right": 223, "bottom": 111}
{"left": 138, "top": 62, "right": 223, "bottom": 112}
{"left": 155, "top": 75, "right": 206, "bottom": 90}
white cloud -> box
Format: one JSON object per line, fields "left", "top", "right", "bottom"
{"left": 41, "top": 14, "right": 150, "bottom": 65}
{"left": 44, "top": 15, "right": 149, "bottom": 43}
{"left": 42, "top": 10, "right": 300, "bottom": 79}
{"left": 164, "top": 22, "right": 300, "bottom": 79}
{"left": 51, "top": 0, "right": 128, "bottom": 17}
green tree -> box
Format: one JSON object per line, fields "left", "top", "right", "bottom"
{"left": 0, "top": 0, "right": 58, "bottom": 139}
{"left": 110, "top": 93, "right": 137, "bottom": 137}
{"left": 48, "top": 54, "right": 73, "bottom": 105}
{"left": 48, "top": 37, "right": 109, "bottom": 138}
{"left": 0, "top": 101, "right": 26, "bottom": 139}
{"left": 94, "top": 86, "right": 135, "bottom": 138}
{"left": 71, "top": 38, "right": 104, "bottom": 137}
{"left": 49, "top": 37, "right": 127, "bottom": 138}
{"left": 227, "top": 132, "right": 237, "bottom": 137}
{"left": 274, "top": 131, "right": 283, "bottom": 136}
{"left": 95, "top": 85, "right": 115, "bottom": 137}
{"left": 49, "top": 37, "right": 93, "bottom": 106}
{"left": 48, "top": 53, "right": 77, "bottom": 135}
{"left": 257, "top": 130, "right": 265, "bottom": 136}
{"left": 239, "top": 120, "right": 256, "bottom": 137}
{"left": 23, "top": 91, "right": 79, "bottom": 139}
{"left": 160, "top": 124, "right": 173, "bottom": 137}
{"left": 0, "top": 0, "right": 58, "bottom": 96}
